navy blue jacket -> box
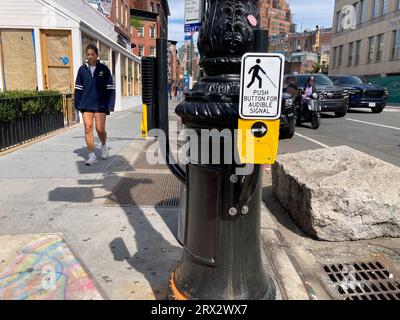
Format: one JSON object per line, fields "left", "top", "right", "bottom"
{"left": 74, "top": 61, "right": 115, "bottom": 112}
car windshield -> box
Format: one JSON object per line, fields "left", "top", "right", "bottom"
{"left": 297, "top": 74, "right": 334, "bottom": 87}
{"left": 333, "top": 76, "right": 364, "bottom": 85}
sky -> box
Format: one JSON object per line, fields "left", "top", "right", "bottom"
{"left": 167, "top": 0, "right": 335, "bottom": 45}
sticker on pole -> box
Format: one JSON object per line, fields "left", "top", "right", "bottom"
{"left": 239, "top": 53, "right": 285, "bottom": 120}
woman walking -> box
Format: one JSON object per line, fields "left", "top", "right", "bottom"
{"left": 74, "top": 44, "right": 115, "bottom": 166}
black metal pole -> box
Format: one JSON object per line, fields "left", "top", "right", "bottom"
{"left": 169, "top": 0, "right": 275, "bottom": 300}
{"left": 156, "top": 38, "right": 186, "bottom": 183}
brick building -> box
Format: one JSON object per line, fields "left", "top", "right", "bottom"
{"left": 270, "top": 27, "right": 332, "bottom": 73}
{"left": 168, "top": 40, "right": 178, "bottom": 82}
{"left": 130, "top": 0, "right": 169, "bottom": 57}
{"left": 259, "top": 0, "right": 292, "bottom": 36}
{"left": 89, "top": 0, "right": 132, "bottom": 49}
{"left": 130, "top": 9, "right": 158, "bottom": 57}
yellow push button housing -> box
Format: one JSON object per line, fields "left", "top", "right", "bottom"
{"left": 237, "top": 119, "right": 280, "bottom": 164}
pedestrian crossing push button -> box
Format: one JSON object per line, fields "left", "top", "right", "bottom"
{"left": 237, "top": 119, "right": 280, "bottom": 165}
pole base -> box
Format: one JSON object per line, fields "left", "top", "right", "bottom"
{"left": 167, "top": 270, "right": 276, "bottom": 300}
{"left": 168, "top": 272, "right": 189, "bottom": 300}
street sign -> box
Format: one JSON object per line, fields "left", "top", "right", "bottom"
{"left": 184, "top": 23, "right": 202, "bottom": 33}
{"left": 239, "top": 53, "right": 285, "bottom": 120}
{"left": 184, "top": 0, "right": 203, "bottom": 33}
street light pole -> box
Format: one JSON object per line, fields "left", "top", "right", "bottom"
{"left": 169, "top": 0, "right": 276, "bottom": 300}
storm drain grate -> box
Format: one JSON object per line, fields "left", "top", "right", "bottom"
{"left": 322, "top": 259, "right": 400, "bottom": 300}
{"left": 104, "top": 173, "right": 181, "bottom": 207}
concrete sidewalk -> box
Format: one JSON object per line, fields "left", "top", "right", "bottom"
{"left": 0, "top": 101, "right": 295, "bottom": 300}
{"left": 0, "top": 103, "right": 182, "bottom": 299}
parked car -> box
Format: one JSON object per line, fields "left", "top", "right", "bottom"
{"left": 329, "top": 75, "right": 388, "bottom": 113}
{"left": 279, "top": 92, "right": 296, "bottom": 139}
{"left": 284, "top": 73, "right": 349, "bottom": 117}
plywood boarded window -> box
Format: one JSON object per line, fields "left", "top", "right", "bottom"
{"left": 0, "top": 29, "right": 38, "bottom": 90}
{"left": 135, "top": 62, "right": 141, "bottom": 96}
{"left": 99, "top": 42, "right": 111, "bottom": 68}
{"left": 121, "top": 55, "right": 127, "bottom": 96}
{"left": 128, "top": 59, "right": 133, "bottom": 96}
{"left": 41, "top": 30, "right": 73, "bottom": 93}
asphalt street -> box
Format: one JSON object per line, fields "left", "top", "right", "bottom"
{"left": 278, "top": 106, "right": 400, "bottom": 167}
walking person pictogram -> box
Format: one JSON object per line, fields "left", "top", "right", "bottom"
{"left": 247, "top": 59, "right": 277, "bottom": 89}
{"left": 247, "top": 59, "right": 265, "bottom": 89}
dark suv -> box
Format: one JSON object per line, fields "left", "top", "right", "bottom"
{"left": 329, "top": 75, "right": 388, "bottom": 113}
{"left": 284, "top": 73, "right": 349, "bottom": 117}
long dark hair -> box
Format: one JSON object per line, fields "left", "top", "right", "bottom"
{"left": 86, "top": 44, "right": 99, "bottom": 55}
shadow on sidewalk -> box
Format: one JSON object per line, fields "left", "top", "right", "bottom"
{"left": 48, "top": 148, "right": 181, "bottom": 300}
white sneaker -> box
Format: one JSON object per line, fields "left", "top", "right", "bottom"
{"left": 85, "top": 153, "right": 97, "bottom": 166}
{"left": 101, "top": 145, "right": 109, "bottom": 160}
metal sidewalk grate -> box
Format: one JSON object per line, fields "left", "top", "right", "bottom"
{"left": 322, "top": 258, "right": 400, "bottom": 300}
{"left": 104, "top": 173, "right": 181, "bottom": 207}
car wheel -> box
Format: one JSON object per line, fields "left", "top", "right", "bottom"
{"left": 371, "top": 106, "right": 384, "bottom": 113}
{"left": 334, "top": 111, "right": 347, "bottom": 118}
{"left": 311, "top": 115, "right": 321, "bottom": 129}
{"left": 280, "top": 117, "right": 295, "bottom": 139}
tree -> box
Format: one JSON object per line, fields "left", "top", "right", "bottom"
{"left": 312, "top": 62, "right": 322, "bottom": 74}
{"left": 130, "top": 16, "right": 142, "bottom": 29}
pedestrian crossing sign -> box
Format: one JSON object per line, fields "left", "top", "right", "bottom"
{"left": 239, "top": 53, "right": 285, "bottom": 120}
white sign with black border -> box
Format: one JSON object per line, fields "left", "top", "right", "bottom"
{"left": 239, "top": 53, "right": 285, "bottom": 120}
{"left": 185, "top": 0, "right": 203, "bottom": 24}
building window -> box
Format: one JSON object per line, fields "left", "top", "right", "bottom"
{"left": 381, "top": 0, "right": 389, "bottom": 15}
{"left": 116, "top": 0, "right": 119, "bottom": 20}
{"left": 355, "top": 40, "right": 361, "bottom": 65}
{"left": 353, "top": 2, "right": 358, "bottom": 25}
{"left": 373, "top": 0, "right": 380, "bottom": 18}
{"left": 360, "top": 0, "right": 367, "bottom": 23}
{"left": 336, "top": 11, "right": 343, "bottom": 32}
{"left": 0, "top": 29, "right": 38, "bottom": 91}
{"left": 338, "top": 45, "right": 343, "bottom": 66}
{"left": 150, "top": 2, "right": 154, "bottom": 12}
{"left": 138, "top": 26, "right": 144, "bottom": 37}
{"left": 367, "top": 36, "right": 375, "bottom": 63}
{"left": 150, "top": 27, "right": 156, "bottom": 39}
{"left": 157, "top": 3, "right": 161, "bottom": 14}
{"left": 376, "top": 34, "right": 384, "bottom": 62}
{"left": 392, "top": 29, "right": 400, "bottom": 60}
{"left": 138, "top": 46, "right": 144, "bottom": 57}
{"left": 348, "top": 42, "right": 354, "bottom": 66}
{"left": 126, "top": 5, "right": 129, "bottom": 28}
{"left": 150, "top": 47, "right": 156, "bottom": 57}
{"left": 332, "top": 47, "right": 337, "bottom": 68}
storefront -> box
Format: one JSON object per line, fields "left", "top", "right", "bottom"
{"left": 0, "top": 0, "right": 141, "bottom": 112}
